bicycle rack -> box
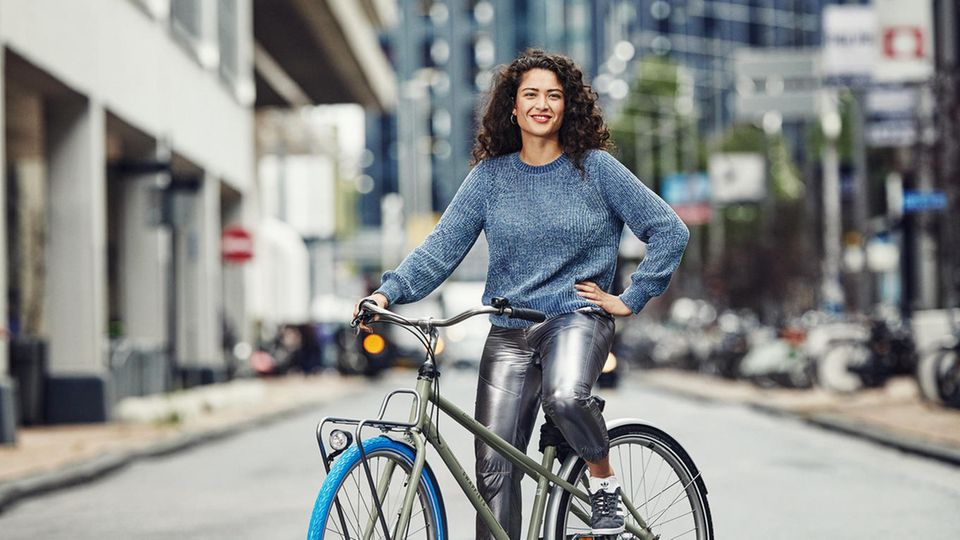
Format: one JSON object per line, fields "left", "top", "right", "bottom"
{"left": 314, "top": 388, "right": 424, "bottom": 540}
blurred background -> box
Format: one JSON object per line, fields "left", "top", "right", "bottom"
{"left": 0, "top": 0, "right": 958, "bottom": 448}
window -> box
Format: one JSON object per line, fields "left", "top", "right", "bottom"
{"left": 170, "top": 0, "right": 202, "bottom": 42}
{"left": 218, "top": 0, "right": 239, "bottom": 83}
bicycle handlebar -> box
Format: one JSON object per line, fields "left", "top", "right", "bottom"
{"left": 353, "top": 298, "right": 547, "bottom": 331}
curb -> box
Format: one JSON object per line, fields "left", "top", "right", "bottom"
{"left": 805, "top": 413, "right": 960, "bottom": 467}
{"left": 0, "top": 398, "right": 329, "bottom": 514}
{"left": 641, "top": 380, "right": 960, "bottom": 467}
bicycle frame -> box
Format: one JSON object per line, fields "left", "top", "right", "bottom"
{"left": 317, "top": 369, "right": 657, "bottom": 540}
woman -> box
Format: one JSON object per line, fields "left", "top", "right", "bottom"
{"left": 354, "top": 49, "right": 688, "bottom": 538}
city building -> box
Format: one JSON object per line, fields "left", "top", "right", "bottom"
{"left": 0, "top": 0, "right": 396, "bottom": 445}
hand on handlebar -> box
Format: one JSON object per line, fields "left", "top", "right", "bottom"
{"left": 352, "top": 293, "right": 389, "bottom": 334}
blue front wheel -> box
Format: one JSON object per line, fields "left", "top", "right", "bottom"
{"left": 307, "top": 436, "right": 447, "bottom": 540}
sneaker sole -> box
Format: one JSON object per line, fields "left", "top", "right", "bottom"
{"left": 590, "top": 525, "right": 626, "bottom": 535}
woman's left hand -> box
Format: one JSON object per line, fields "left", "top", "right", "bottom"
{"left": 574, "top": 281, "right": 632, "bottom": 316}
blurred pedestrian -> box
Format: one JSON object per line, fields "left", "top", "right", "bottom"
{"left": 354, "top": 49, "right": 688, "bottom": 538}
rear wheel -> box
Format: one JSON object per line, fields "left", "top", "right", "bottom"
{"left": 548, "top": 424, "right": 713, "bottom": 540}
{"left": 917, "top": 349, "right": 946, "bottom": 404}
{"left": 817, "top": 341, "right": 870, "bottom": 393}
{"left": 936, "top": 349, "right": 960, "bottom": 407}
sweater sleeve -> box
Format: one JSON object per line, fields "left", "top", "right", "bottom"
{"left": 375, "top": 162, "right": 487, "bottom": 305}
{"left": 594, "top": 152, "right": 689, "bottom": 313}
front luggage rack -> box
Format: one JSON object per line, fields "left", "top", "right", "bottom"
{"left": 314, "top": 389, "right": 423, "bottom": 540}
{"left": 315, "top": 388, "right": 422, "bottom": 472}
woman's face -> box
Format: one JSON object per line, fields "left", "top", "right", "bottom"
{"left": 512, "top": 68, "right": 565, "bottom": 143}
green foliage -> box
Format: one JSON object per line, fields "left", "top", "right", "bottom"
{"left": 609, "top": 57, "right": 699, "bottom": 188}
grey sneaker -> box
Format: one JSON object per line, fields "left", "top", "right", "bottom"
{"left": 589, "top": 486, "right": 625, "bottom": 535}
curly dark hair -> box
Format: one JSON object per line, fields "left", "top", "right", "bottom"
{"left": 471, "top": 49, "right": 611, "bottom": 172}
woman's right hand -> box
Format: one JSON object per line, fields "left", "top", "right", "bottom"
{"left": 353, "top": 293, "right": 389, "bottom": 333}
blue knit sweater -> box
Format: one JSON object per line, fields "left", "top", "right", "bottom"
{"left": 376, "top": 150, "right": 689, "bottom": 328}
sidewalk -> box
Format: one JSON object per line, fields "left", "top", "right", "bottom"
{"left": 640, "top": 369, "right": 960, "bottom": 465}
{"left": 0, "top": 373, "right": 363, "bottom": 513}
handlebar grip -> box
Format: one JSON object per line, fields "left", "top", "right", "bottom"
{"left": 351, "top": 298, "right": 379, "bottom": 328}
{"left": 508, "top": 307, "right": 547, "bottom": 323}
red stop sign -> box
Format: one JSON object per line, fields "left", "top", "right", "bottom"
{"left": 222, "top": 225, "right": 254, "bottom": 263}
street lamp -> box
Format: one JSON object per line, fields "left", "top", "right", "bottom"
{"left": 821, "top": 108, "right": 844, "bottom": 313}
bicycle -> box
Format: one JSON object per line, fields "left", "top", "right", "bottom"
{"left": 917, "top": 308, "right": 960, "bottom": 408}
{"left": 307, "top": 298, "right": 713, "bottom": 540}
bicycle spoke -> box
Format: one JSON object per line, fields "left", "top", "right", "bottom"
{"left": 350, "top": 468, "right": 379, "bottom": 532}
{"left": 637, "top": 477, "right": 682, "bottom": 511}
{"left": 339, "top": 475, "right": 363, "bottom": 538}
{"left": 558, "top": 433, "right": 709, "bottom": 540}
{"left": 646, "top": 452, "right": 668, "bottom": 520}
{"left": 653, "top": 509, "right": 694, "bottom": 527}
{"left": 648, "top": 472, "right": 702, "bottom": 529}
{"left": 632, "top": 444, "right": 653, "bottom": 514}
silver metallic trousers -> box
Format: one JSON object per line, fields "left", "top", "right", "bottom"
{"left": 474, "top": 309, "right": 615, "bottom": 540}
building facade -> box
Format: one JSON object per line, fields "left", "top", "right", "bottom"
{"left": 0, "top": 0, "right": 396, "bottom": 444}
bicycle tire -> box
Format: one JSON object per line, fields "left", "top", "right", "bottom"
{"left": 546, "top": 423, "right": 713, "bottom": 540}
{"left": 307, "top": 436, "right": 447, "bottom": 540}
{"left": 817, "top": 341, "right": 869, "bottom": 393}
{"left": 936, "top": 349, "right": 960, "bottom": 407}
{"left": 917, "top": 349, "right": 946, "bottom": 404}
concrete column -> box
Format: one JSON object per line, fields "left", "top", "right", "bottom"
{"left": 118, "top": 157, "right": 170, "bottom": 347}
{"left": 115, "top": 147, "right": 171, "bottom": 397}
{"left": 44, "top": 97, "right": 110, "bottom": 422}
{"left": 0, "top": 50, "right": 16, "bottom": 443}
{"left": 177, "top": 174, "right": 223, "bottom": 386}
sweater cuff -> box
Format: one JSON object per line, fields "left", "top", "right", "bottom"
{"left": 619, "top": 286, "right": 652, "bottom": 314}
{"left": 374, "top": 280, "right": 405, "bottom": 306}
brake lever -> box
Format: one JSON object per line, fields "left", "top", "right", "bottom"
{"left": 352, "top": 298, "right": 379, "bottom": 334}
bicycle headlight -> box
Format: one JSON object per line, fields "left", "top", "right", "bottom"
{"left": 329, "top": 429, "right": 353, "bottom": 452}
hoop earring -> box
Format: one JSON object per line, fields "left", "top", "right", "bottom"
{"left": 510, "top": 113, "right": 517, "bottom": 125}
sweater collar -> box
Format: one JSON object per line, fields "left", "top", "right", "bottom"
{"left": 510, "top": 152, "right": 568, "bottom": 174}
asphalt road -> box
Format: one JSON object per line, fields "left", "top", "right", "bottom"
{"left": 2, "top": 368, "right": 959, "bottom": 539}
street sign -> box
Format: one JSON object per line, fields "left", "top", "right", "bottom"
{"left": 222, "top": 225, "right": 254, "bottom": 263}
{"left": 733, "top": 48, "right": 820, "bottom": 121}
{"left": 662, "top": 173, "right": 710, "bottom": 206}
{"left": 661, "top": 173, "right": 712, "bottom": 226}
{"left": 865, "top": 85, "right": 919, "bottom": 147}
{"left": 902, "top": 190, "right": 947, "bottom": 213}
{"left": 708, "top": 153, "right": 766, "bottom": 204}
{"left": 866, "top": 119, "right": 917, "bottom": 147}
{"left": 874, "top": 0, "right": 934, "bottom": 83}
{"left": 822, "top": 5, "right": 878, "bottom": 86}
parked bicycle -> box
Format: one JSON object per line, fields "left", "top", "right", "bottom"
{"left": 816, "top": 309, "right": 917, "bottom": 393}
{"left": 917, "top": 309, "right": 960, "bottom": 408}
{"left": 307, "top": 299, "right": 713, "bottom": 540}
